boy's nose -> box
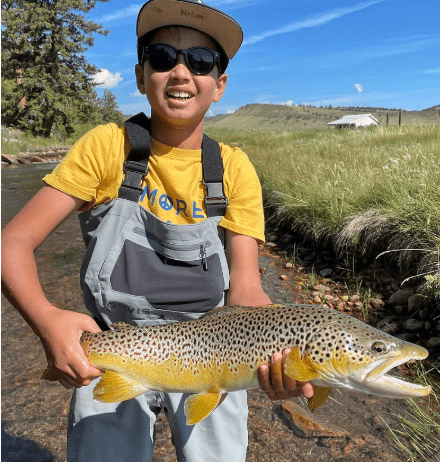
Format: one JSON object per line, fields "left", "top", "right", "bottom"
{"left": 169, "top": 54, "right": 192, "bottom": 79}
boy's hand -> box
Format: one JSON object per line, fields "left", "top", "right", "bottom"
{"left": 258, "top": 348, "right": 314, "bottom": 400}
{"left": 37, "top": 308, "right": 102, "bottom": 389}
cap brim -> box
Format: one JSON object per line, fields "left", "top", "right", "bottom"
{"left": 137, "top": 0, "right": 243, "bottom": 59}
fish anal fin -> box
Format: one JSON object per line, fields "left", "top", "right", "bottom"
{"left": 285, "top": 347, "right": 318, "bottom": 381}
{"left": 93, "top": 371, "right": 148, "bottom": 403}
{"left": 184, "top": 391, "right": 224, "bottom": 425}
{"left": 308, "top": 386, "right": 331, "bottom": 412}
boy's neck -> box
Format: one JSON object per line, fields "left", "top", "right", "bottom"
{"left": 150, "top": 116, "right": 205, "bottom": 150}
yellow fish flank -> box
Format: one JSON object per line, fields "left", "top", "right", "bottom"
{"left": 53, "top": 304, "right": 432, "bottom": 425}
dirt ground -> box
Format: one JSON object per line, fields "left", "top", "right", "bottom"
{"left": 1, "top": 212, "right": 439, "bottom": 462}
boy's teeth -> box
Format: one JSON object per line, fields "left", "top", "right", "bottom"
{"left": 168, "top": 91, "right": 191, "bottom": 99}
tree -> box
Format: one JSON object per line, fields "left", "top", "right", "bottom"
{"left": 97, "top": 89, "right": 125, "bottom": 124}
{"left": 1, "top": 0, "right": 109, "bottom": 137}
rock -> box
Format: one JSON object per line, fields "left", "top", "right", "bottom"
{"left": 281, "top": 401, "right": 349, "bottom": 438}
{"left": 1, "top": 153, "right": 18, "bottom": 164}
{"left": 403, "top": 318, "right": 424, "bottom": 331}
{"left": 30, "top": 156, "right": 45, "bottom": 163}
{"left": 395, "top": 333, "right": 415, "bottom": 342}
{"left": 388, "top": 287, "right": 416, "bottom": 306}
{"left": 380, "top": 322, "right": 400, "bottom": 334}
{"left": 17, "top": 158, "right": 30, "bottom": 164}
{"left": 408, "top": 294, "right": 424, "bottom": 313}
{"left": 370, "top": 298, "right": 385, "bottom": 310}
{"left": 394, "top": 305, "right": 404, "bottom": 314}
{"left": 319, "top": 268, "right": 333, "bottom": 278}
{"left": 425, "top": 337, "right": 440, "bottom": 349}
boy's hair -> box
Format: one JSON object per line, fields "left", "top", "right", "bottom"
{"left": 136, "top": 0, "right": 242, "bottom": 74}
{"left": 137, "top": 26, "right": 229, "bottom": 74}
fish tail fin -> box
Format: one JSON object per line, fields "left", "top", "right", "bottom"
{"left": 41, "top": 368, "right": 58, "bottom": 381}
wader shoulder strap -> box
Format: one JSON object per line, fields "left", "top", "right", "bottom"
{"left": 202, "top": 134, "right": 228, "bottom": 217}
{"left": 119, "top": 113, "right": 227, "bottom": 217}
{"left": 118, "top": 113, "right": 151, "bottom": 202}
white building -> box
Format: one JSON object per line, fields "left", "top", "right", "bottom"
{"left": 327, "top": 114, "right": 380, "bottom": 130}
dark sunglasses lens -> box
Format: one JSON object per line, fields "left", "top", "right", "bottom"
{"left": 147, "top": 45, "right": 177, "bottom": 71}
{"left": 187, "top": 48, "right": 215, "bottom": 74}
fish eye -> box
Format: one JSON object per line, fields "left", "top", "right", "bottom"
{"left": 371, "top": 341, "right": 387, "bottom": 354}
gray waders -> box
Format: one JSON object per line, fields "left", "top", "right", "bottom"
{"left": 67, "top": 113, "right": 248, "bottom": 462}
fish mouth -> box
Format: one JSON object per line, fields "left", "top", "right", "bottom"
{"left": 361, "top": 344, "right": 431, "bottom": 398}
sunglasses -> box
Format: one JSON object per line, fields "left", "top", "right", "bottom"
{"left": 142, "top": 43, "right": 221, "bottom": 75}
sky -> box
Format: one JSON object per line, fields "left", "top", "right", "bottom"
{"left": 87, "top": 0, "right": 440, "bottom": 116}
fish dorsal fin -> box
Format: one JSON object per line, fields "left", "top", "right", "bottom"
{"left": 285, "top": 346, "right": 319, "bottom": 381}
{"left": 199, "top": 304, "right": 281, "bottom": 320}
{"left": 184, "top": 391, "right": 224, "bottom": 425}
{"left": 110, "top": 322, "right": 136, "bottom": 331}
{"left": 93, "top": 371, "right": 148, "bottom": 403}
{"left": 308, "top": 386, "right": 332, "bottom": 412}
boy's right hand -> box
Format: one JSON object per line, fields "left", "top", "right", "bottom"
{"left": 37, "top": 308, "right": 102, "bottom": 389}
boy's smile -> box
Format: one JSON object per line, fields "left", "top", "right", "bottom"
{"left": 135, "top": 26, "right": 227, "bottom": 146}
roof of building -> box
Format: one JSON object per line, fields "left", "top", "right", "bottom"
{"left": 327, "top": 114, "right": 380, "bottom": 125}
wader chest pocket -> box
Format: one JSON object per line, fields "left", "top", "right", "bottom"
{"left": 101, "top": 231, "right": 226, "bottom": 315}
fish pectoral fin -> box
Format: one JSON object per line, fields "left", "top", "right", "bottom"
{"left": 184, "top": 391, "right": 223, "bottom": 425}
{"left": 307, "top": 386, "right": 332, "bottom": 412}
{"left": 285, "top": 347, "right": 318, "bottom": 381}
{"left": 93, "top": 371, "right": 148, "bottom": 403}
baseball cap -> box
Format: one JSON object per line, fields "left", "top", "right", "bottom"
{"left": 136, "top": 0, "right": 243, "bottom": 61}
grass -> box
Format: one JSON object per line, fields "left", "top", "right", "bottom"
{"left": 206, "top": 124, "right": 440, "bottom": 282}
{"left": 381, "top": 363, "right": 440, "bottom": 462}
{"left": 1, "top": 123, "right": 96, "bottom": 156}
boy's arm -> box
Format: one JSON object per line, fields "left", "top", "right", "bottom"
{"left": 225, "top": 230, "right": 314, "bottom": 400}
{"left": 1, "top": 186, "right": 102, "bottom": 389}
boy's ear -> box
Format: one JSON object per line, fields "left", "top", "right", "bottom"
{"left": 213, "top": 74, "right": 228, "bottom": 103}
{"left": 135, "top": 64, "right": 146, "bottom": 95}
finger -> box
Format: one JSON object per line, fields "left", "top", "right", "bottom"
{"left": 269, "top": 352, "right": 284, "bottom": 392}
{"left": 297, "top": 381, "right": 315, "bottom": 398}
{"left": 281, "top": 349, "right": 298, "bottom": 391}
{"left": 258, "top": 364, "right": 276, "bottom": 400}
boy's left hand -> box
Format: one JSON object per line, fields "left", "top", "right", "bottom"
{"left": 258, "top": 348, "right": 314, "bottom": 400}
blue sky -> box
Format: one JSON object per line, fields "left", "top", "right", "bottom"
{"left": 88, "top": 0, "right": 440, "bottom": 116}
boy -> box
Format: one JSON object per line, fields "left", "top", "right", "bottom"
{"left": 1, "top": 0, "right": 313, "bottom": 460}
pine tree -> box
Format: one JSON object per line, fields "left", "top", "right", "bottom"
{"left": 1, "top": 0, "right": 109, "bottom": 137}
{"left": 97, "top": 89, "right": 125, "bottom": 124}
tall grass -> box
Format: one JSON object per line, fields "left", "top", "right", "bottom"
{"left": 207, "top": 125, "right": 440, "bottom": 280}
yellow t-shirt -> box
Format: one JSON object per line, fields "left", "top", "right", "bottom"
{"left": 43, "top": 123, "right": 265, "bottom": 243}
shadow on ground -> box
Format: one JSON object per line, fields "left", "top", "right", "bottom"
{"left": 2, "top": 422, "right": 55, "bottom": 462}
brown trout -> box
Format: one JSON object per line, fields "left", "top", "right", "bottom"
{"left": 45, "top": 304, "right": 431, "bottom": 424}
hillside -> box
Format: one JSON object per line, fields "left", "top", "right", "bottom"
{"left": 205, "top": 103, "right": 440, "bottom": 131}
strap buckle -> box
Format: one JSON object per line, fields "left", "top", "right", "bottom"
{"left": 203, "top": 181, "right": 228, "bottom": 208}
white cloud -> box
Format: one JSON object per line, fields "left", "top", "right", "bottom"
{"left": 354, "top": 83, "right": 364, "bottom": 93}
{"left": 282, "top": 100, "right": 295, "bottom": 106}
{"left": 131, "top": 90, "right": 146, "bottom": 98}
{"left": 227, "top": 109, "right": 236, "bottom": 114}
{"left": 98, "top": 4, "right": 142, "bottom": 23}
{"left": 243, "top": 0, "right": 386, "bottom": 46}
{"left": 93, "top": 69, "right": 123, "bottom": 88}
{"left": 423, "top": 68, "right": 440, "bottom": 74}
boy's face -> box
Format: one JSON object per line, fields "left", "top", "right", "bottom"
{"left": 135, "top": 27, "right": 227, "bottom": 128}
